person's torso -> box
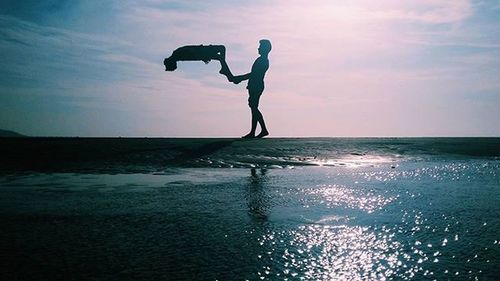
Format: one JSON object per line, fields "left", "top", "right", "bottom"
{"left": 247, "top": 57, "right": 269, "bottom": 91}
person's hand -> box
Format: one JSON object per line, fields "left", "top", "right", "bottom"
{"left": 232, "top": 76, "right": 242, "bottom": 84}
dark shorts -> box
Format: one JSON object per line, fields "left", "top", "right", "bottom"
{"left": 248, "top": 88, "right": 263, "bottom": 108}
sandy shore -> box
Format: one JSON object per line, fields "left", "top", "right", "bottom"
{"left": 1, "top": 137, "right": 499, "bottom": 173}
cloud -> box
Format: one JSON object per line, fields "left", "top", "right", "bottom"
{"left": 0, "top": 15, "right": 138, "bottom": 90}
{"left": 1, "top": 0, "right": 500, "bottom": 136}
{"left": 363, "top": 0, "right": 472, "bottom": 24}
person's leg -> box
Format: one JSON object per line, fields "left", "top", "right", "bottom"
{"left": 219, "top": 59, "right": 234, "bottom": 82}
{"left": 212, "top": 45, "right": 226, "bottom": 59}
{"left": 249, "top": 91, "right": 268, "bottom": 138}
{"left": 242, "top": 106, "right": 258, "bottom": 138}
{"left": 255, "top": 108, "right": 269, "bottom": 138}
{"left": 199, "top": 45, "right": 226, "bottom": 63}
{"left": 207, "top": 45, "right": 234, "bottom": 82}
{"left": 242, "top": 95, "right": 259, "bottom": 138}
{"left": 251, "top": 107, "right": 259, "bottom": 134}
{"left": 243, "top": 92, "right": 269, "bottom": 138}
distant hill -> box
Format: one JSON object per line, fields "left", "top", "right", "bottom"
{"left": 0, "top": 129, "right": 27, "bottom": 137}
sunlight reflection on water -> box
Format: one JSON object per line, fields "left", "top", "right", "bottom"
{"left": 311, "top": 184, "right": 396, "bottom": 213}
{"left": 1, "top": 159, "right": 499, "bottom": 280}
{"left": 310, "top": 154, "right": 398, "bottom": 168}
{"left": 249, "top": 160, "right": 499, "bottom": 280}
{"left": 255, "top": 223, "right": 417, "bottom": 280}
{"left": 251, "top": 178, "right": 407, "bottom": 281}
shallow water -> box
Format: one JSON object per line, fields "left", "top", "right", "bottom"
{"left": 1, "top": 154, "right": 499, "bottom": 280}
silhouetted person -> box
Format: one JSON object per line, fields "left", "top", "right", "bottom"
{"left": 164, "top": 41, "right": 272, "bottom": 139}
{"left": 219, "top": 40, "right": 271, "bottom": 138}
{"left": 164, "top": 44, "right": 237, "bottom": 82}
{"left": 164, "top": 45, "right": 227, "bottom": 71}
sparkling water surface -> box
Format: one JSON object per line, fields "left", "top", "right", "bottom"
{"left": 1, "top": 138, "right": 499, "bottom": 280}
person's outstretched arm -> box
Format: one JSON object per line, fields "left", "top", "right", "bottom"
{"left": 232, "top": 73, "right": 250, "bottom": 84}
{"left": 221, "top": 62, "right": 249, "bottom": 84}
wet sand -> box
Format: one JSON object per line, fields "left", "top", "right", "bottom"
{"left": 1, "top": 138, "right": 499, "bottom": 280}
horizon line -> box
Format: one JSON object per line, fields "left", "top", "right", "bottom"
{"left": 4, "top": 135, "right": 500, "bottom": 139}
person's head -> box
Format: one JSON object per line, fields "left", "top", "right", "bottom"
{"left": 258, "top": 39, "right": 272, "bottom": 56}
{"left": 164, "top": 57, "right": 177, "bottom": 71}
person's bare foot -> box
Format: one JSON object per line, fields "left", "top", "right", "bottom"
{"left": 256, "top": 130, "right": 269, "bottom": 138}
{"left": 242, "top": 133, "right": 255, "bottom": 139}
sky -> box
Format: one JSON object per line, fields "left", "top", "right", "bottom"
{"left": 0, "top": 0, "right": 499, "bottom": 137}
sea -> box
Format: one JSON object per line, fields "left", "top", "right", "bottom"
{"left": 0, "top": 138, "right": 499, "bottom": 280}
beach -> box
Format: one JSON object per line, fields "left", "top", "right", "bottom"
{"left": 1, "top": 138, "right": 499, "bottom": 280}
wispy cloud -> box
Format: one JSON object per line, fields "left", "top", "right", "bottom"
{"left": 0, "top": 15, "right": 137, "bottom": 88}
